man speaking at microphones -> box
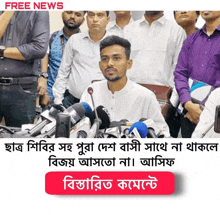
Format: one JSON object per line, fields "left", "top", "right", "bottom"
{"left": 80, "top": 35, "right": 170, "bottom": 137}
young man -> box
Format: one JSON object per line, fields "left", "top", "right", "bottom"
{"left": 53, "top": 11, "right": 111, "bottom": 108}
{"left": 107, "top": 11, "right": 133, "bottom": 36}
{"left": 39, "top": 11, "right": 85, "bottom": 105}
{"left": 0, "top": 11, "right": 49, "bottom": 127}
{"left": 80, "top": 35, "right": 170, "bottom": 137}
{"left": 174, "top": 11, "right": 220, "bottom": 137}
{"left": 174, "top": 11, "right": 200, "bottom": 36}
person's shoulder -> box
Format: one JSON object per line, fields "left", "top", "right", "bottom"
{"left": 106, "top": 20, "right": 116, "bottom": 30}
{"left": 88, "top": 80, "right": 108, "bottom": 90}
{"left": 68, "top": 30, "right": 87, "bottom": 42}
{"left": 164, "top": 18, "right": 185, "bottom": 34}
{"left": 129, "top": 81, "right": 156, "bottom": 97}
{"left": 124, "top": 18, "right": 142, "bottom": 31}
{"left": 183, "top": 29, "right": 201, "bottom": 46}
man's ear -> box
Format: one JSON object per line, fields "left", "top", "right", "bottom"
{"left": 127, "top": 59, "right": 133, "bottom": 70}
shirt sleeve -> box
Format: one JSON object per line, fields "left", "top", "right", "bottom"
{"left": 192, "top": 89, "right": 219, "bottom": 138}
{"left": 174, "top": 38, "right": 191, "bottom": 105}
{"left": 145, "top": 91, "right": 170, "bottom": 137}
{"left": 53, "top": 38, "right": 74, "bottom": 104}
{"left": 17, "top": 11, "right": 50, "bottom": 61}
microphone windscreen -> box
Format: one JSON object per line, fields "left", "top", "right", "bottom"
{"left": 129, "top": 121, "right": 148, "bottom": 138}
{"left": 80, "top": 102, "right": 92, "bottom": 114}
{"left": 88, "top": 106, "right": 110, "bottom": 129}
{"left": 67, "top": 103, "right": 85, "bottom": 118}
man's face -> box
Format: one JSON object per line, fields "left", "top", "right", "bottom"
{"left": 62, "top": 11, "right": 85, "bottom": 29}
{"left": 99, "top": 44, "right": 132, "bottom": 82}
{"left": 87, "top": 11, "right": 110, "bottom": 34}
{"left": 145, "top": 11, "right": 163, "bottom": 17}
{"left": 114, "top": 11, "right": 131, "bottom": 17}
{"left": 201, "top": 11, "right": 220, "bottom": 22}
{"left": 175, "top": 11, "right": 199, "bottom": 26}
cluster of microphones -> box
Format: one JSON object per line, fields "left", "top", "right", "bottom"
{"left": 1, "top": 87, "right": 164, "bottom": 138}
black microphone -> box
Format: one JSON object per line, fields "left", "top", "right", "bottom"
{"left": 55, "top": 113, "right": 71, "bottom": 138}
{"left": 87, "top": 87, "right": 99, "bottom": 119}
{"left": 87, "top": 106, "right": 111, "bottom": 138}
{"left": 39, "top": 103, "right": 92, "bottom": 138}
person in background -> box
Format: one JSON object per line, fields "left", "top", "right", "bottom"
{"left": 124, "top": 11, "right": 186, "bottom": 137}
{"left": 123, "top": 11, "right": 186, "bottom": 87}
{"left": 174, "top": 11, "right": 220, "bottom": 137}
{"left": 174, "top": 11, "right": 200, "bottom": 36}
{"left": 0, "top": 11, "right": 49, "bottom": 127}
{"left": 107, "top": 11, "right": 133, "bottom": 36}
{"left": 53, "top": 11, "right": 111, "bottom": 108}
{"left": 39, "top": 11, "right": 86, "bottom": 106}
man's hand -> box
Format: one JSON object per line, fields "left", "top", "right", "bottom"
{"left": 184, "top": 101, "right": 203, "bottom": 124}
{"left": 39, "top": 93, "right": 50, "bottom": 108}
{"left": 37, "top": 77, "right": 47, "bottom": 96}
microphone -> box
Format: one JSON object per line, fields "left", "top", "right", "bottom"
{"left": 70, "top": 117, "right": 91, "bottom": 138}
{"left": 87, "top": 87, "right": 99, "bottom": 119}
{"left": 128, "top": 121, "right": 148, "bottom": 138}
{"left": 87, "top": 106, "right": 111, "bottom": 138}
{"left": 39, "top": 102, "right": 92, "bottom": 138}
{"left": 102, "top": 121, "right": 122, "bottom": 138}
{"left": 66, "top": 103, "right": 87, "bottom": 125}
{"left": 16, "top": 104, "right": 66, "bottom": 137}
{"left": 55, "top": 113, "right": 71, "bottom": 138}
{"left": 141, "top": 118, "right": 163, "bottom": 138}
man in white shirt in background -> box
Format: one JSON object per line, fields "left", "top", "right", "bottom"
{"left": 124, "top": 11, "right": 186, "bottom": 137}
{"left": 53, "top": 11, "right": 110, "bottom": 107}
{"left": 123, "top": 11, "right": 186, "bottom": 87}
{"left": 107, "top": 11, "right": 133, "bottom": 36}
{"left": 80, "top": 35, "right": 170, "bottom": 137}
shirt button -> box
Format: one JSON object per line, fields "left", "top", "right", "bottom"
{"left": 5, "top": 68, "right": 7, "bottom": 70}
{"left": 202, "top": 64, "right": 204, "bottom": 67}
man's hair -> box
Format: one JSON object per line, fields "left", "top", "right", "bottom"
{"left": 85, "top": 11, "right": 109, "bottom": 16}
{"left": 173, "top": 11, "right": 200, "bottom": 17}
{"left": 100, "top": 35, "right": 131, "bottom": 59}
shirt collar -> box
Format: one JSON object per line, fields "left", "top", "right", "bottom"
{"left": 140, "top": 15, "right": 165, "bottom": 26}
{"left": 82, "top": 30, "right": 110, "bottom": 42}
{"left": 107, "top": 17, "right": 134, "bottom": 30}
{"left": 106, "top": 78, "right": 132, "bottom": 96}
{"left": 60, "top": 28, "right": 81, "bottom": 39}
{"left": 200, "top": 23, "right": 220, "bottom": 35}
